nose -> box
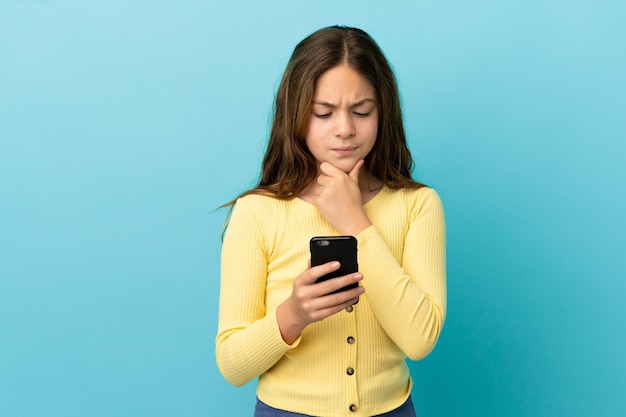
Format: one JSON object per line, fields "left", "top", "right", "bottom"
{"left": 333, "top": 112, "right": 355, "bottom": 138}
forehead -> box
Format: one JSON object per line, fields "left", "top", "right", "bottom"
{"left": 313, "top": 65, "right": 376, "bottom": 102}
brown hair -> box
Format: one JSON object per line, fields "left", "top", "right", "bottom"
{"left": 225, "top": 25, "right": 423, "bottom": 207}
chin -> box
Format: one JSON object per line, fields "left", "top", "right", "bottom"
{"left": 318, "top": 156, "right": 361, "bottom": 174}
{"left": 334, "top": 160, "right": 358, "bottom": 173}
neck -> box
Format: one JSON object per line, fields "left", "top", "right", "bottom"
{"left": 359, "top": 169, "right": 383, "bottom": 193}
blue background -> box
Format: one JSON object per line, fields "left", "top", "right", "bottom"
{"left": 1, "top": 1, "right": 624, "bottom": 416}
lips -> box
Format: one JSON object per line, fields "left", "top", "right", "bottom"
{"left": 332, "top": 147, "right": 357, "bottom": 155}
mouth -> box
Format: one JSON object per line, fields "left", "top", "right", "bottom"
{"left": 332, "top": 147, "right": 357, "bottom": 155}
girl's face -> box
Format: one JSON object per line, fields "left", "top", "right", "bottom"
{"left": 305, "top": 65, "right": 379, "bottom": 174}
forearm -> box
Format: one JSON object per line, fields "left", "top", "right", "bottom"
{"left": 357, "top": 220, "right": 446, "bottom": 359}
{"left": 216, "top": 308, "right": 298, "bottom": 386}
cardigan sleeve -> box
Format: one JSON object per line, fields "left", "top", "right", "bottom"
{"left": 356, "top": 187, "right": 446, "bottom": 360}
{"left": 215, "top": 199, "right": 301, "bottom": 386}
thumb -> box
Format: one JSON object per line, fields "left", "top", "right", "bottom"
{"left": 349, "top": 159, "right": 364, "bottom": 184}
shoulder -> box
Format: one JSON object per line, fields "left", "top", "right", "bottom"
{"left": 230, "top": 193, "right": 297, "bottom": 225}
{"left": 235, "top": 193, "right": 291, "bottom": 210}
{"left": 235, "top": 193, "right": 278, "bottom": 208}
{"left": 224, "top": 194, "right": 288, "bottom": 243}
{"left": 383, "top": 187, "right": 444, "bottom": 226}
{"left": 382, "top": 186, "right": 442, "bottom": 209}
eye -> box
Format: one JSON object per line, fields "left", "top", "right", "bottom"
{"left": 313, "top": 113, "right": 332, "bottom": 119}
{"left": 354, "top": 111, "right": 371, "bottom": 117}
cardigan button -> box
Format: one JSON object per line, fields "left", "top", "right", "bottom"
{"left": 346, "top": 367, "right": 355, "bottom": 376}
{"left": 345, "top": 305, "right": 354, "bottom": 313}
{"left": 349, "top": 404, "right": 358, "bottom": 412}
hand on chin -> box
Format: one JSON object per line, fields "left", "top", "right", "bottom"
{"left": 320, "top": 158, "right": 359, "bottom": 174}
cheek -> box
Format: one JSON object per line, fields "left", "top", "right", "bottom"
{"left": 362, "top": 116, "right": 379, "bottom": 140}
{"left": 304, "top": 120, "right": 327, "bottom": 149}
{"left": 304, "top": 118, "right": 320, "bottom": 140}
{"left": 304, "top": 133, "right": 320, "bottom": 157}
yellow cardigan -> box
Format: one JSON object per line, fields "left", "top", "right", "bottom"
{"left": 216, "top": 186, "right": 446, "bottom": 417}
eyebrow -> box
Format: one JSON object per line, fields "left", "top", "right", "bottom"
{"left": 312, "top": 98, "right": 376, "bottom": 108}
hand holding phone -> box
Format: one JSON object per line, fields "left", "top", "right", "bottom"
{"left": 275, "top": 239, "right": 362, "bottom": 344}
{"left": 310, "top": 236, "right": 359, "bottom": 295}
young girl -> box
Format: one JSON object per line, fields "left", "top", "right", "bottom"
{"left": 217, "top": 26, "right": 446, "bottom": 417}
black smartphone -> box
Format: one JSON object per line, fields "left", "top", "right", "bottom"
{"left": 310, "top": 236, "right": 359, "bottom": 295}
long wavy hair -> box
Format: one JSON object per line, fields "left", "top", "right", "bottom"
{"left": 225, "top": 25, "right": 423, "bottom": 207}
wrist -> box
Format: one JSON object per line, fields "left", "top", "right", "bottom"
{"left": 276, "top": 300, "right": 305, "bottom": 345}
{"left": 341, "top": 217, "right": 372, "bottom": 236}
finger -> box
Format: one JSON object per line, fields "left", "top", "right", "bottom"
{"left": 314, "top": 297, "right": 360, "bottom": 320}
{"left": 317, "top": 283, "right": 364, "bottom": 308}
{"left": 319, "top": 161, "right": 342, "bottom": 177}
{"left": 315, "top": 273, "right": 363, "bottom": 297}
{"left": 316, "top": 173, "right": 330, "bottom": 186}
{"left": 315, "top": 272, "right": 363, "bottom": 298}
{"left": 304, "top": 261, "right": 341, "bottom": 285}
{"left": 348, "top": 159, "right": 364, "bottom": 184}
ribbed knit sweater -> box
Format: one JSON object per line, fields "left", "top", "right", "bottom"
{"left": 216, "top": 186, "right": 446, "bottom": 417}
